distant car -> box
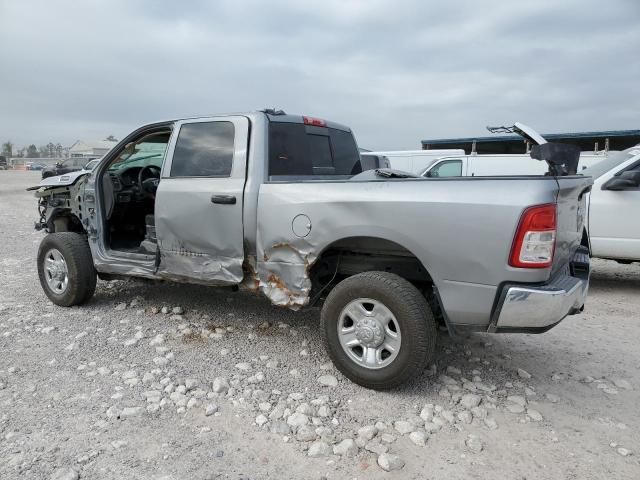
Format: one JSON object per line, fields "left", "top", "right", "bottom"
{"left": 26, "top": 162, "right": 44, "bottom": 170}
{"left": 0, "top": 155, "right": 7, "bottom": 170}
{"left": 42, "top": 157, "right": 93, "bottom": 179}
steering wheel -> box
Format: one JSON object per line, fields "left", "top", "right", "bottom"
{"left": 138, "top": 165, "right": 161, "bottom": 198}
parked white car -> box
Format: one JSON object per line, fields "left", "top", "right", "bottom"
{"left": 417, "top": 152, "right": 611, "bottom": 178}
{"left": 366, "top": 149, "right": 464, "bottom": 174}
{"left": 583, "top": 146, "right": 640, "bottom": 263}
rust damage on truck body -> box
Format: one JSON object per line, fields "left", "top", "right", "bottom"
{"left": 256, "top": 240, "right": 317, "bottom": 310}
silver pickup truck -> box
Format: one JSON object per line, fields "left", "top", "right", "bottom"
{"left": 30, "top": 111, "right": 592, "bottom": 389}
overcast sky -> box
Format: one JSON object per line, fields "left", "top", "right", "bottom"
{"left": 1, "top": 0, "right": 638, "bottom": 150}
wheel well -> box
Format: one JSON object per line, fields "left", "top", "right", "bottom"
{"left": 309, "top": 237, "right": 443, "bottom": 320}
{"left": 48, "top": 212, "right": 84, "bottom": 233}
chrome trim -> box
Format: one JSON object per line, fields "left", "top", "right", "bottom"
{"left": 491, "top": 257, "right": 590, "bottom": 331}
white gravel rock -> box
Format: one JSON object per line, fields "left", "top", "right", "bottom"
{"left": 466, "top": 434, "right": 484, "bottom": 453}
{"left": 270, "top": 421, "right": 290, "bottom": 435}
{"left": 357, "top": 425, "right": 378, "bottom": 441}
{"left": 295, "top": 425, "right": 317, "bottom": 442}
{"left": 484, "top": 418, "right": 499, "bottom": 430}
{"left": 255, "top": 414, "right": 268, "bottom": 426}
{"left": 613, "top": 379, "right": 632, "bottom": 390}
{"left": 333, "top": 438, "right": 358, "bottom": 457}
{"left": 377, "top": 452, "right": 405, "bottom": 471}
{"left": 617, "top": 447, "right": 632, "bottom": 457}
{"left": 457, "top": 410, "right": 473, "bottom": 424}
{"left": 120, "top": 406, "right": 144, "bottom": 418}
{"left": 212, "top": 377, "right": 229, "bottom": 394}
{"left": 307, "top": 440, "right": 332, "bottom": 457}
{"left": 409, "top": 431, "right": 428, "bottom": 446}
{"left": 527, "top": 409, "right": 543, "bottom": 422}
{"left": 420, "top": 404, "right": 434, "bottom": 422}
{"left": 51, "top": 467, "right": 80, "bottom": 480}
{"left": 441, "top": 410, "right": 456, "bottom": 423}
{"left": 507, "top": 395, "right": 527, "bottom": 406}
{"left": 460, "top": 393, "right": 482, "bottom": 409}
{"left": 205, "top": 403, "right": 219, "bottom": 416}
{"left": 317, "top": 375, "right": 338, "bottom": 387}
{"left": 446, "top": 366, "right": 462, "bottom": 375}
{"left": 286, "top": 412, "right": 309, "bottom": 428}
{"left": 235, "top": 362, "right": 251, "bottom": 371}
{"left": 506, "top": 404, "right": 525, "bottom": 414}
{"left": 394, "top": 420, "right": 414, "bottom": 435}
{"left": 365, "top": 441, "right": 388, "bottom": 455}
{"left": 517, "top": 368, "right": 532, "bottom": 379}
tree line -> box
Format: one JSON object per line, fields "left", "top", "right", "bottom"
{"left": 1, "top": 136, "right": 118, "bottom": 159}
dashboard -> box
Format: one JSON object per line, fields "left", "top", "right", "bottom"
{"left": 108, "top": 167, "right": 143, "bottom": 203}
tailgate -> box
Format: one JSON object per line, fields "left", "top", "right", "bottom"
{"left": 552, "top": 176, "right": 593, "bottom": 275}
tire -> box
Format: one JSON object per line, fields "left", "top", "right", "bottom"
{"left": 37, "top": 232, "right": 97, "bottom": 306}
{"left": 321, "top": 271, "right": 437, "bottom": 390}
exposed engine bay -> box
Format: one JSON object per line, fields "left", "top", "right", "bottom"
{"left": 32, "top": 130, "right": 171, "bottom": 255}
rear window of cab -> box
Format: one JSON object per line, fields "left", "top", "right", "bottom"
{"left": 268, "top": 122, "right": 361, "bottom": 179}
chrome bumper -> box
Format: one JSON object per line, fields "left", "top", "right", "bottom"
{"left": 490, "top": 250, "right": 590, "bottom": 332}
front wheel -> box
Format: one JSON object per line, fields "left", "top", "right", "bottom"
{"left": 321, "top": 271, "right": 437, "bottom": 390}
{"left": 37, "top": 232, "right": 97, "bottom": 306}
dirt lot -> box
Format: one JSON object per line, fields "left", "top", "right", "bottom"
{"left": 1, "top": 170, "right": 638, "bottom": 480}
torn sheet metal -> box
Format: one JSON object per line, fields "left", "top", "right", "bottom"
{"left": 256, "top": 241, "right": 317, "bottom": 310}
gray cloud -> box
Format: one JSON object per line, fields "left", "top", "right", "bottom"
{"left": 0, "top": 0, "right": 638, "bottom": 150}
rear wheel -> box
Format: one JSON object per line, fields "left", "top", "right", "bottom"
{"left": 37, "top": 232, "right": 97, "bottom": 306}
{"left": 321, "top": 271, "right": 437, "bottom": 390}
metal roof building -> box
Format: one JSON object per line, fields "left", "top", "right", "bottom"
{"left": 421, "top": 129, "right": 640, "bottom": 155}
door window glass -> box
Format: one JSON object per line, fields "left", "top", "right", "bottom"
{"left": 428, "top": 160, "right": 462, "bottom": 177}
{"left": 170, "top": 122, "right": 235, "bottom": 177}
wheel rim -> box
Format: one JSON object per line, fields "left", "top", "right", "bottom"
{"left": 44, "top": 248, "right": 69, "bottom": 294}
{"left": 337, "top": 298, "right": 402, "bottom": 370}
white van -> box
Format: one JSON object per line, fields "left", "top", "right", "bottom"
{"left": 418, "top": 152, "right": 611, "bottom": 177}
{"left": 366, "top": 149, "right": 465, "bottom": 174}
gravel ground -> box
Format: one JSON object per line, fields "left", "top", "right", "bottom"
{"left": 1, "top": 170, "right": 639, "bottom": 479}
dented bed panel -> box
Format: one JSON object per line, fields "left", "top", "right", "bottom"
{"left": 255, "top": 178, "right": 560, "bottom": 322}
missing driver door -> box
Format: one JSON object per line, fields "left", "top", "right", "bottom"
{"left": 154, "top": 116, "right": 249, "bottom": 284}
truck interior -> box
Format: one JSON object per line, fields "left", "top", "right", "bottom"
{"left": 101, "top": 129, "right": 171, "bottom": 254}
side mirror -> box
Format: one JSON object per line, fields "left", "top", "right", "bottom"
{"left": 619, "top": 170, "right": 640, "bottom": 185}
{"left": 602, "top": 172, "right": 640, "bottom": 192}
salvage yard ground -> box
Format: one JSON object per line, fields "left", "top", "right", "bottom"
{"left": 1, "top": 170, "right": 639, "bottom": 479}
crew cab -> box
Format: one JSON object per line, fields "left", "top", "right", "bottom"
{"left": 30, "top": 111, "right": 592, "bottom": 389}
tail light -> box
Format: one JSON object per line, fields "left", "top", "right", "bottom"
{"left": 303, "top": 116, "right": 326, "bottom": 127}
{"left": 509, "top": 204, "right": 556, "bottom": 268}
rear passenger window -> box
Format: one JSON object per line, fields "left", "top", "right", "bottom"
{"left": 170, "top": 122, "right": 235, "bottom": 177}
{"left": 268, "top": 122, "right": 361, "bottom": 178}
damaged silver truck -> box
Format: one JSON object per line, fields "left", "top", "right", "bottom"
{"left": 30, "top": 111, "right": 592, "bottom": 389}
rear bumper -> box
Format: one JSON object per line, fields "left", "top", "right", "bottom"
{"left": 489, "top": 247, "right": 590, "bottom": 333}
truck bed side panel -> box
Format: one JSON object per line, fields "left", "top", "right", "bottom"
{"left": 256, "top": 177, "right": 561, "bottom": 325}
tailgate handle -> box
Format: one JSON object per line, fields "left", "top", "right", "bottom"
{"left": 211, "top": 194, "right": 236, "bottom": 205}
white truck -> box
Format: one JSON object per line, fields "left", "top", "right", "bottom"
{"left": 364, "top": 149, "right": 465, "bottom": 174}
{"left": 417, "top": 152, "right": 610, "bottom": 178}
{"left": 582, "top": 145, "right": 640, "bottom": 262}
